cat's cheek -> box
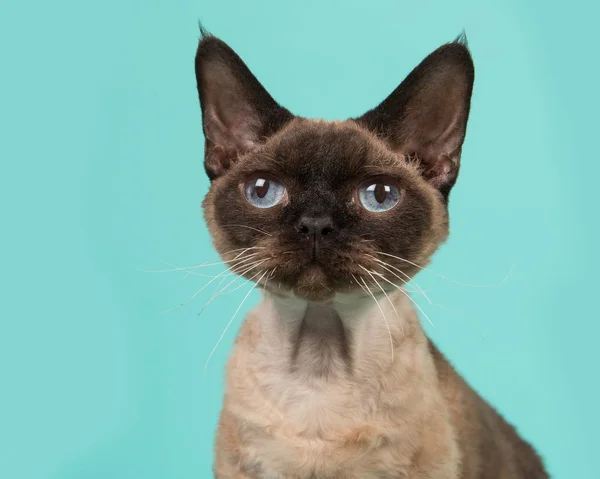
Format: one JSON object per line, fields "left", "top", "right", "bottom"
{"left": 212, "top": 184, "right": 283, "bottom": 248}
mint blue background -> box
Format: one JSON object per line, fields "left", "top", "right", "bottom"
{"left": 1, "top": 0, "right": 598, "bottom": 477}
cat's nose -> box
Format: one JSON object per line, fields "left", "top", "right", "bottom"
{"left": 296, "top": 215, "right": 335, "bottom": 239}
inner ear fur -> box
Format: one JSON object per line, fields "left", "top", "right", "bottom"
{"left": 195, "top": 30, "right": 293, "bottom": 180}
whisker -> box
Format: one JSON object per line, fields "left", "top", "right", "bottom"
{"left": 375, "top": 251, "right": 515, "bottom": 288}
{"left": 358, "top": 265, "right": 404, "bottom": 337}
{"left": 370, "top": 270, "right": 435, "bottom": 328}
{"left": 367, "top": 255, "right": 432, "bottom": 305}
{"left": 262, "top": 267, "right": 274, "bottom": 289}
{"left": 203, "top": 269, "right": 269, "bottom": 375}
{"left": 197, "top": 261, "right": 267, "bottom": 317}
{"left": 352, "top": 274, "right": 394, "bottom": 363}
{"left": 229, "top": 257, "right": 267, "bottom": 273}
{"left": 222, "top": 224, "right": 273, "bottom": 237}
{"left": 216, "top": 246, "right": 266, "bottom": 257}
{"left": 409, "top": 294, "right": 485, "bottom": 339}
{"left": 179, "top": 248, "right": 259, "bottom": 278}
{"left": 158, "top": 268, "right": 232, "bottom": 314}
{"left": 205, "top": 256, "right": 263, "bottom": 298}
{"left": 139, "top": 253, "right": 261, "bottom": 274}
{"left": 198, "top": 260, "right": 266, "bottom": 316}
{"left": 205, "top": 271, "right": 233, "bottom": 299}
{"left": 221, "top": 272, "right": 267, "bottom": 296}
{"left": 158, "top": 261, "right": 226, "bottom": 279}
{"left": 198, "top": 254, "right": 262, "bottom": 274}
{"left": 160, "top": 258, "right": 264, "bottom": 315}
{"left": 203, "top": 257, "right": 267, "bottom": 294}
{"left": 138, "top": 247, "right": 266, "bottom": 276}
{"left": 352, "top": 273, "right": 374, "bottom": 294}
{"left": 228, "top": 247, "right": 265, "bottom": 261}
{"left": 219, "top": 246, "right": 266, "bottom": 261}
{"left": 193, "top": 248, "right": 261, "bottom": 280}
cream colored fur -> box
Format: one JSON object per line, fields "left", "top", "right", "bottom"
{"left": 214, "top": 289, "right": 461, "bottom": 478}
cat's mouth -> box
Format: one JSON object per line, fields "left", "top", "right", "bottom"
{"left": 233, "top": 238, "right": 384, "bottom": 301}
{"left": 265, "top": 261, "right": 363, "bottom": 302}
{"left": 235, "top": 241, "right": 387, "bottom": 301}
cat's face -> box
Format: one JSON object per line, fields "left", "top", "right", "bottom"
{"left": 196, "top": 32, "right": 474, "bottom": 301}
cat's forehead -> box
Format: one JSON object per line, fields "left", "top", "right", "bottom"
{"left": 256, "top": 118, "right": 404, "bottom": 183}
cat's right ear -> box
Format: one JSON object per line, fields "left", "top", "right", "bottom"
{"left": 195, "top": 30, "right": 293, "bottom": 180}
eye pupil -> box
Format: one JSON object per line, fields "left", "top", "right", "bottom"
{"left": 255, "top": 178, "right": 270, "bottom": 198}
{"left": 373, "top": 183, "right": 388, "bottom": 203}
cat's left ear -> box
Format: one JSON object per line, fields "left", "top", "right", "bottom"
{"left": 356, "top": 35, "right": 474, "bottom": 199}
{"left": 195, "top": 30, "right": 293, "bottom": 180}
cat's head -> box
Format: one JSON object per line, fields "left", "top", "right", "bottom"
{"left": 195, "top": 31, "right": 474, "bottom": 301}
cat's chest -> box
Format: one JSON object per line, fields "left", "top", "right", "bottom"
{"left": 239, "top": 433, "right": 408, "bottom": 479}
{"left": 236, "top": 419, "right": 409, "bottom": 479}
{"left": 227, "top": 375, "right": 412, "bottom": 479}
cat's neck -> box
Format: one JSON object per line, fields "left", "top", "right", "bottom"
{"left": 249, "top": 289, "right": 425, "bottom": 381}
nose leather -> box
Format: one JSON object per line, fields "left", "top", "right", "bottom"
{"left": 297, "top": 215, "right": 335, "bottom": 239}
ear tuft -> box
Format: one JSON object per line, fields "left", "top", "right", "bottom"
{"left": 198, "top": 21, "right": 211, "bottom": 39}
{"left": 194, "top": 34, "right": 293, "bottom": 180}
{"left": 454, "top": 30, "right": 468, "bottom": 47}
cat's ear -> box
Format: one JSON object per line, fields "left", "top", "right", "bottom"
{"left": 356, "top": 35, "right": 474, "bottom": 199}
{"left": 195, "top": 30, "right": 293, "bottom": 180}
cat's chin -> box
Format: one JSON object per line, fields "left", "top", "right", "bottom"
{"left": 291, "top": 266, "right": 336, "bottom": 302}
{"left": 292, "top": 287, "right": 335, "bottom": 302}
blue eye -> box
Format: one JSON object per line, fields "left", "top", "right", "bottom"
{"left": 358, "top": 180, "right": 401, "bottom": 212}
{"left": 244, "top": 176, "right": 286, "bottom": 208}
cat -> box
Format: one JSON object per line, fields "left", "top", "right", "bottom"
{"left": 194, "top": 28, "right": 549, "bottom": 479}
